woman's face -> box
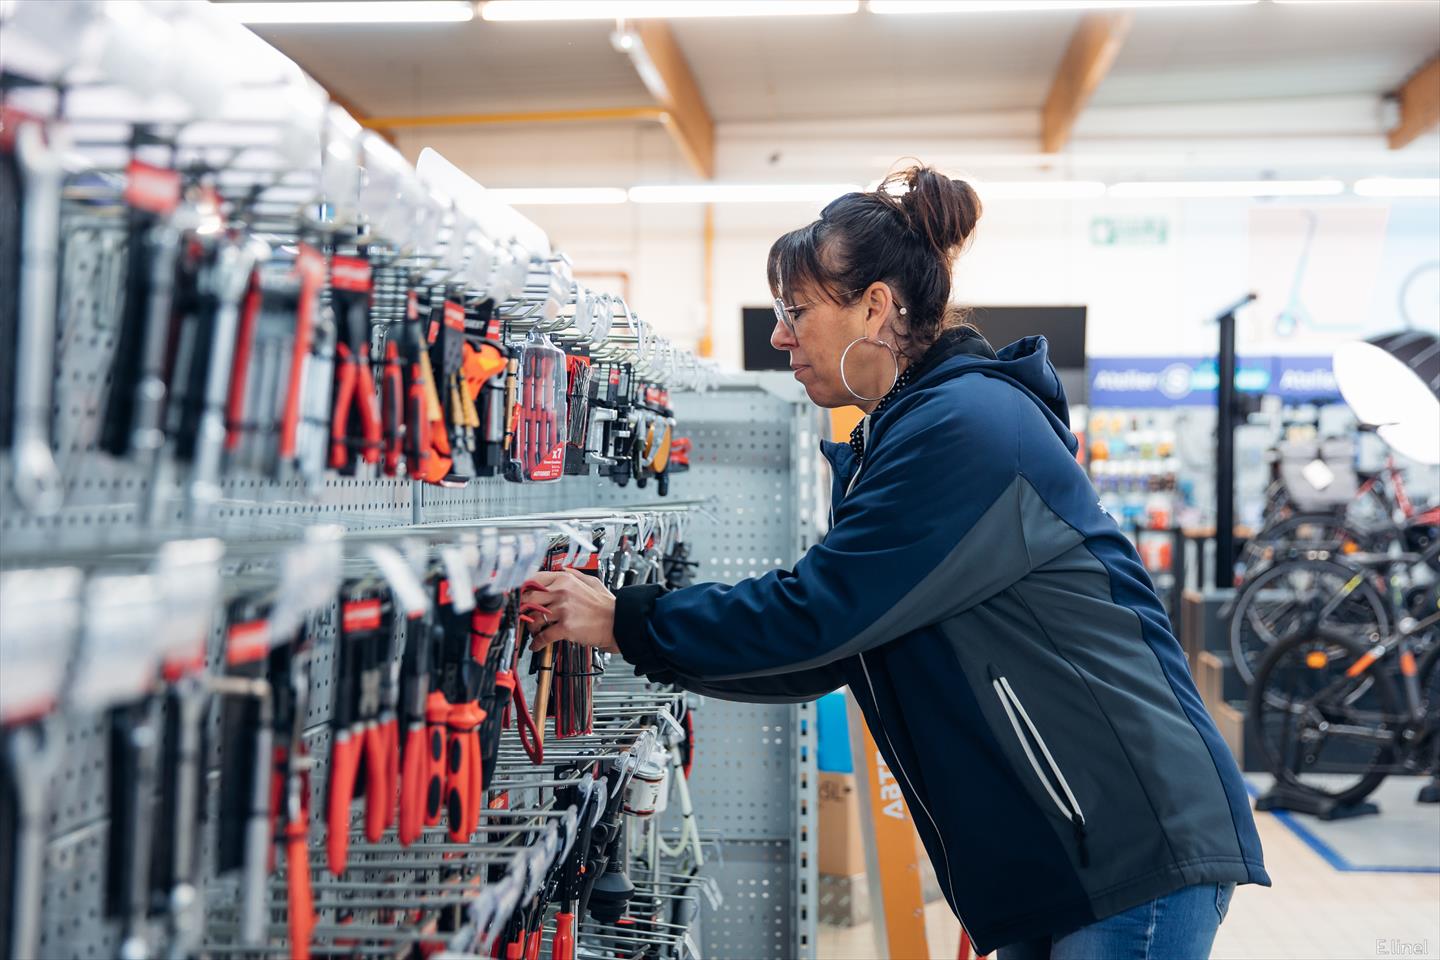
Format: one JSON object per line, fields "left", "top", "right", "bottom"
{"left": 770, "top": 280, "right": 901, "bottom": 410}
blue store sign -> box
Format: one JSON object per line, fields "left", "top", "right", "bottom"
{"left": 1089, "top": 356, "right": 1339, "bottom": 407}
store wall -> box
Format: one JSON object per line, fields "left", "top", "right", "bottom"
{"left": 394, "top": 116, "right": 1440, "bottom": 370}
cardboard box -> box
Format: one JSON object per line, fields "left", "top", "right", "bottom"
{"left": 818, "top": 771, "right": 865, "bottom": 877}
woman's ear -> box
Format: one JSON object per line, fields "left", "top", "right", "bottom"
{"left": 863, "top": 282, "right": 893, "bottom": 338}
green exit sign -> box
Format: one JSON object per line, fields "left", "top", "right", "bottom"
{"left": 1090, "top": 216, "right": 1169, "bottom": 247}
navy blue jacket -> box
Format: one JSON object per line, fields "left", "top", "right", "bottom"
{"left": 615, "top": 331, "right": 1269, "bottom": 953}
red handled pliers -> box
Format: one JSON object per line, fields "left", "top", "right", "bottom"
{"left": 328, "top": 254, "right": 381, "bottom": 472}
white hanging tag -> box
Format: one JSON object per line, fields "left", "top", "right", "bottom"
{"left": 440, "top": 545, "right": 476, "bottom": 613}
{"left": 70, "top": 574, "right": 164, "bottom": 711}
{"left": 273, "top": 525, "right": 344, "bottom": 641}
{"left": 152, "top": 538, "right": 224, "bottom": 675}
{"left": 0, "top": 568, "right": 83, "bottom": 724}
{"left": 366, "top": 544, "right": 431, "bottom": 619}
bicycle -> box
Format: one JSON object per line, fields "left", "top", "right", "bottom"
{"left": 1228, "top": 549, "right": 1393, "bottom": 686}
{"left": 1246, "top": 546, "right": 1440, "bottom": 806}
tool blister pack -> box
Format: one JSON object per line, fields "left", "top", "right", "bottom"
{"left": 0, "top": 515, "right": 713, "bottom": 960}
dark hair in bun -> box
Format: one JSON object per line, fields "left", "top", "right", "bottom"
{"left": 767, "top": 162, "right": 982, "bottom": 358}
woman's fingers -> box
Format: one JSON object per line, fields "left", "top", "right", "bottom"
{"left": 566, "top": 567, "right": 613, "bottom": 597}
{"left": 523, "top": 573, "right": 568, "bottom": 591}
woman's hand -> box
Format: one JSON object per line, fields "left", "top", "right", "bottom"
{"left": 519, "top": 569, "right": 620, "bottom": 654}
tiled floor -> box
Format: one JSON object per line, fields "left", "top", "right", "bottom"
{"left": 818, "top": 804, "right": 1440, "bottom": 959}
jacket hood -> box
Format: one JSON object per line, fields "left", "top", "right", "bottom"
{"left": 913, "top": 333, "right": 1077, "bottom": 455}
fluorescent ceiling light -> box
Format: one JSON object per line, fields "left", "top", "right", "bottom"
{"left": 1108, "top": 179, "right": 1344, "bottom": 198}
{"left": 629, "top": 183, "right": 862, "bottom": 204}
{"left": 869, "top": 0, "right": 1255, "bottom": 12}
{"left": 975, "top": 180, "right": 1108, "bottom": 199}
{"left": 482, "top": 1, "right": 858, "bottom": 20}
{"left": 482, "top": 187, "right": 628, "bottom": 205}
{"left": 214, "top": 1, "right": 475, "bottom": 24}
{"left": 1353, "top": 178, "right": 1440, "bottom": 198}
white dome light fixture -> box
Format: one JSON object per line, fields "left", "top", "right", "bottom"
{"left": 1332, "top": 331, "right": 1440, "bottom": 465}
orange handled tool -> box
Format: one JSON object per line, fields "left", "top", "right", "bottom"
{"left": 327, "top": 593, "right": 387, "bottom": 875}
{"left": 423, "top": 690, "right": 450, "bottom": 828}
{"left": 397, "top": 611, "right": 437, "bottom": 846}
{"left": 381, "top": 337, "right": 404, "bottom": 475}
{"left": 285, "top": 816, "right": 314, "bottom": 960}
{"left": 443, "top": 701, "right": 485, "bottom": 842}
{"left": 552, "top": 912, "right": 575, "bottom": 960}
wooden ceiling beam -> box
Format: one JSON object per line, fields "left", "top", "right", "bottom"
{"left": 302, "top": 65, "right": 397, "bottom": 145}
{"left": 622, "top": 20, "right": 715, "bottom": 179}
{"left": 1041, "top": 11, "right": 1133, "bottom": 155}
{"left": 1388, "top": 54, "right": 1439, "bottom": 150}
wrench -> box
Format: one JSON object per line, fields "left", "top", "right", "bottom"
{"left": 188, "top": 237, "right": 268, "bottom": 518}
{"left": 12, "top": 121, "right": 64, "bottom": 513}
{"left": 128, "top": 218, "right": 186, "bottom": 464}
{"left": 3, "top": 722, "right": 58, "bottom": 960}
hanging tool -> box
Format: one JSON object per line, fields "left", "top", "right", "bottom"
{"left": 552, "top": 776, "right": 604, "bottom": 960}
{"left": 428, "top": 289, "right": 470, "bottom": 484}
{"left": 328, "top": 587, "right": 390, "bottom": 874}
{"left": 11, "top": 118, "right": 65, "bottom": 512}
{"left": 380, "top": 333, "right": 405, "bottom": 476}
{"left": 435, "top": 584, "right": 503, "bottom": 843}
{"left": 190, "top": 238, "right": 268, "bottom": 517}
{"left": 214, "top": 599, "right": 281, "bottom": 950}
{"left": 107, "top": 695, "right": 164, "bottom": 959}
{"left": 400, "top": 287, "right": 436, "bottom": 482}
{"left": 374, "top": 596, "right": 408, "bottom": 835}
{"left": 279, "top": 244, "right": 324, "bottom": 471}
{"left": 0, "top": 107, "right": 25, "bottom": 458}
{"left": 328, "top": 254, "right": 382, "bottom": 473}
{"left": 100, "top": 141, "right": 182, "bottom": 460}
{"left": 148, "top": 672, "right": 210, "bottom": 958}
{"left": 398, "top": 603, "right": 437, "bottom": 846}
{"left": 562, "top": 354, "right": 594, "bottom": 475}
{"left": 1, "top": 722, "right": 58, "bottom": 960}
{"left": 224, "top": 269, "right": 264, "bottom": 455}
{"left": 268, "top": 627, "right": 316, "bottom": 960}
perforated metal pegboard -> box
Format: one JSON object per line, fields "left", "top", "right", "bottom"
{"left": 8, "top": 257, "right": 819, "bottom": 960}
{"left": 665, "top": 375, "right": 824, "bottom": 960}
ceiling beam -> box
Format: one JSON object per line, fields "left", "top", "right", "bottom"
{"left": 621, "top": 21, "right": 716, "bottom": 179}
{"left": 1388, "top": 54, "right": 1439, "bottom": 150}
{"left": 1041, "top": 11, "right": 1133, "bottom": 154}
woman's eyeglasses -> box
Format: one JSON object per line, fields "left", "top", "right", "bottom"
{"left": 771, "top": 276, "right": 865, "bottom": 337}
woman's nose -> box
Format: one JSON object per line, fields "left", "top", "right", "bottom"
{"left": 770, "top": 319, "right": 795, "bottom": 351}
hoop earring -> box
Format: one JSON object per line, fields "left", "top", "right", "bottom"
{"left": 839, "top": 336, "right": 900, "bottom": 403}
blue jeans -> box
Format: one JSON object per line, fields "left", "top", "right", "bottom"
{"left": 996, "top": 883, "right": 1235, "bottom": 960}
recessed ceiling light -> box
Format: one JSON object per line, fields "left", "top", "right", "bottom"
{"left": 1108, "top": 179, "right": 1344, "bottom": 198}
{"left": 1353, "top": 178, "right": 1440, "bottom": 198}
{"left": 214, "top": 1, "right": 475, "bottom": 24}
{"left": 628, "top": 184, "right": 863, "bottom": 204}
{"left": 482, "top": 188, "right": 629, "bottom": 205}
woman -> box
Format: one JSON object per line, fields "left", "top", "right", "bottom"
{"left": 521, "top": 165, "right": 1269, "bottom": 960}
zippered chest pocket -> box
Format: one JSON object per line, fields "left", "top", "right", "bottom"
{"left": 987, "top": 665, "right": 1090, "bottom": 867}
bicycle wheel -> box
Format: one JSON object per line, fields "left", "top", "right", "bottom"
{"left": 1248, "top": 627, "right": 1400, "bottom": 805}
{"left": 1229, "top": 556, "right": 1390, "bottom": 686}
{"left": 1238, "top": 513, "right": 1372, "bottom": 583}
